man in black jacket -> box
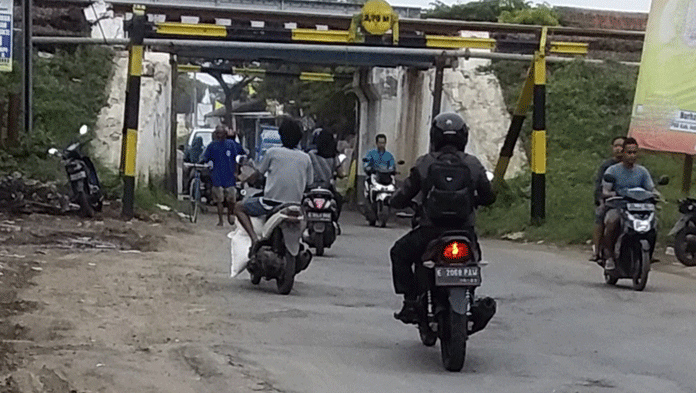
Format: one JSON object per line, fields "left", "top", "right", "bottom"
{"left": 388, "top": 113, "right": 496, "bottom": 324}
{"left": 590, "top": 136, "right": 625, "bottom": 263}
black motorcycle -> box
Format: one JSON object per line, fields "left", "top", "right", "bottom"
{"left": 302, "top": 187, "right": 338, "bottom": 256}
{"left": 413, "top": 231, "right": 496, "bottom": 372}
{"left": 602, "top": 173, "right": 668, "bottom": 291}
{"left": 669, "top": 197, "right": 696, "bottom": 266}
{"left": 48, "top": 125, "right": 103, "bottom": 218}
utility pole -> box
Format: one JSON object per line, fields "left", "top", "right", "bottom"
{"left": 22, "top": 0, "right": 32, "bottom": 134}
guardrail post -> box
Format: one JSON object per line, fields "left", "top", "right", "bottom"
{"left": 120, "top": 5, "right": 146, "bottom": 219}
{"left": 531, "top": 28, "right": 547, "bottom": 224}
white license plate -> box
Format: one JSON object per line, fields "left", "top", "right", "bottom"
{"left": 627, "top": 203, "right": 654, "bottom": 211}
{"left": 435, "top": 265, "right": 481, "bottom": 286}
{"left": 69, "top": 172, "right": 87, "bottom": 181}
{"left": 307, "top": 212, "right": 332, "bottom": 221}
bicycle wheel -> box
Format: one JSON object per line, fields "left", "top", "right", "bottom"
{"left": 189, "top": 176, "right": 201, "bottom": 223}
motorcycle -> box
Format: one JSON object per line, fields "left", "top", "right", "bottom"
{"left": 302, "top": 187, "right": 338, "bottom": 256}
{"left": 48, "top": 125, "right": 103, "bottom": 218}
{"left": 362, "top": 159, "right": 405, "bottom": 227}
{"left": 602, "top": 173, "right": 669, "bottom": 291}
{"left": 415, "top": 232, "right": 495, "bottom": 372}
{"left": 669, "top": 197, "right": 696, "bottom": 266}
{"left": 396, "top": 204, "right": 496, "bottom": 372}
{"left": 245, "top": 199, "right": 314, "bottom": 295}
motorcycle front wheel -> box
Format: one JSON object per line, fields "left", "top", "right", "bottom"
{"left": 674, "top": 227, "right": 696, "bottom": 267}
{"left": 632, "top": 244, "right": 650, "bottom": 292}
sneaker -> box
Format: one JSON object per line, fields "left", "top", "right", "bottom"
{"left": 393, "top": 299, "right": 419, "bottom": 325}
{"left": 605, "top": 258, "right": 616, "bottom": 271}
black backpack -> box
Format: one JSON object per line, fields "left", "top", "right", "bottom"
{"left": 423, "top": 152, "right": 474, "bottom": 226}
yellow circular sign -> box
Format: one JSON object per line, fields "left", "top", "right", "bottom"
{"left": 361, "top": 0, "right": 394, "bottom": 36}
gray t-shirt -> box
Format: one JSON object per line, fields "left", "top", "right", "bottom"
{"left": 603, "top": 163, "right": 654, "bottom": 195}
{"left": 259, "top": 147, "right": 313, "bottom": 203}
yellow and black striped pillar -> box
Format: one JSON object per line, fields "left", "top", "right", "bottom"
{"left": 493, "top": 66, "right": 534, "bottom": 185}
{"left": 531, "top": 50, "right": 546, "bottom": 223}
{"left": 120, "top": 5, "right": 146, "bottom": 219}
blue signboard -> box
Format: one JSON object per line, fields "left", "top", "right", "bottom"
{"left": 0, "top": 0, "right": 11, "bottom": 72}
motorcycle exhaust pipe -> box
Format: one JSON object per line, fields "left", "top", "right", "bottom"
{"left": 468, "top": 297, "right": 497, "bottom": 335}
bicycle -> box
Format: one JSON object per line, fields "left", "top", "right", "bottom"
{"left": 187, "top": 163, "right": 210, "bottom": 223}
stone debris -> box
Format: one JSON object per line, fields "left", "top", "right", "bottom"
{"left": 0, "top": 172, "right": 72, "bottom": 215}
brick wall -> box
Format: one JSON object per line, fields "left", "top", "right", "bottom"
{"left": 556, "top": 7, "right": 648, "bottom": 31}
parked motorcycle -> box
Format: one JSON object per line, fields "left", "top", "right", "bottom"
{"left": 246, "top": 200, "right": 313, "bottom": 295}
{"left": 669, "top": 197, "right": 696, "bottom": 266}
{"left": 48, "top": 125, "right": 103, "bottom": 218}
{"left": 362, "top": 159, "right": 404, "bottom": 227}
{"left": 602, "top": 173, "right": 669, "bottom": 291}
{"left": 302, "top": 187, "right": 339, "bottom": 256}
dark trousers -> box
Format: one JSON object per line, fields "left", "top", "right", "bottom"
{"left": 390, "top": 226, "right": 477, "bottom": 299}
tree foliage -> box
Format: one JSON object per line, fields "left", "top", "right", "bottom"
{"left": 252, "top": 65, "right": 357, "bottom": 138}
{"left": 498, "top": 3, "right": 560, "bottom": 25}
{"left": 425, "top": 0, "right": 530, "bottom": 22}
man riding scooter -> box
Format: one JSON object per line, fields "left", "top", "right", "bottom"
{"left": 387, "top": 112, "right": 496, "bottom": 324}
{"left": 234, "top": 118, "right": 314, "bottom": 256}
{"left": 601, "top": 137, "right": 656, "bottom": 271}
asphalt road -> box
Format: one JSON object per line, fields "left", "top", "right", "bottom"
{"left": 211, "top": 212, "right": 696, "bottom": 393}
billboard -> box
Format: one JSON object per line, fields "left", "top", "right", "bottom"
{"left": 0, "top": 0, "right": 11, "bottom": 72}
{"left": 628, "top": 0, "right": 696, "bottom": 154}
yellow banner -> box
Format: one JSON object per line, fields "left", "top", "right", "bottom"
{"left": 629, "top": 0, "right": 696, "bottom": 154}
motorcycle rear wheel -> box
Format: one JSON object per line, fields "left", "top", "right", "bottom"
{"left": 77, "top": 192, "right": 94, "bottom": 218}
{"left": 314, "top": 233, "right": 324, "bottom": 256}
{"left": 674, "top": 227, "right": 696, "bottom": 267}
{"left": 276, "top": 253, "right": 296, "bottom": 295}
{"left": 439, "top": 308, "right": 467, "bottom": 372}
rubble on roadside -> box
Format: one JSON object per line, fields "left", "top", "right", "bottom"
{"left": 0, "top": 172, "right": 72, "bottom": 215}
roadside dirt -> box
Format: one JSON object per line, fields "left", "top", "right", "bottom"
{"left": 0, "top": 206, "right": 279, "bottom": 393}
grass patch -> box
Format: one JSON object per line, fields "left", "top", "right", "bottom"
{"left": 477, "top": 60, "right": 689, "bottom": 248}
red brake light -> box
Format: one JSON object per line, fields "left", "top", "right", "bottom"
{"left": 314, "top": 198, "right": 326, "bottom": 209}
{"left": 442, "top": 241, "right": 469, "bottom": 261}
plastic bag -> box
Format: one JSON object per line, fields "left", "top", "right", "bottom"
{"left": 228, "top": 227, "right": 252, "bottom": 278}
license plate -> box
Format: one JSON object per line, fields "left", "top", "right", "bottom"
{"left": 627, "top": 203, "right": 654, "bottom": 211}
{"left": 435, "top": 265, "right": 481, "bottom": 286}
{"left": 69, "top": 172, "right": 87, "bottom": 181}
{"left": 307, "top": 212, "right": 332, "bottom": 221}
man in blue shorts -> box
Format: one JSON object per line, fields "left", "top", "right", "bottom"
{"left": 200, "top": 125, "right": 243, "bottom": 227}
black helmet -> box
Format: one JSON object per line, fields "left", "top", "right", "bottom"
{"left": 431, "top": 112, "right": 468, "bottom": 151}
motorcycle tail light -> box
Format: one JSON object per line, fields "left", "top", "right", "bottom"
{"left": 313, "top": 198, "right": 326, "bottom": 209}
{"left": 442, "top": 241, "right": 470, "bottom": 262}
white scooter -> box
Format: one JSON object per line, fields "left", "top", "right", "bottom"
{"left": 362, "top": 159, "right": 404, "bottom": 227}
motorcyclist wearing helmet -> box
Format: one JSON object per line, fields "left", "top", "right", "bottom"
{"left": 388, "top": 112, "right": 496, "bottom": 324}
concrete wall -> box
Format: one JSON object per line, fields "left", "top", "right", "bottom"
{"left": 90, "top": 51, "right": 172, "bottom": 185}
{"left": 356, "top": 54, "right": 527, "bottom": 183}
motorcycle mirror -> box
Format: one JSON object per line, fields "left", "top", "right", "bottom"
{"left": 657, "top": 175, "right": 669, "bottom": 186}
{"left": 397, "top": 160, "right": 405, "bottom": 165}
{"left": 79, "top": 125, "right": 89, "bottom": 135}
{"left": 48, "top": 148, "right": 59, "bottom": 156}
{"left": 603, "top": 173, "right": 617, "bottom": 183}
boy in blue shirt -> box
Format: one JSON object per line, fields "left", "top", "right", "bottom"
{"left": 200, "top": 126, "right": 242, "bottom": 227}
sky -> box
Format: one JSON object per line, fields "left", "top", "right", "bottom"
{"left": 391, "top": 0, "right": 652, "bottom": 12}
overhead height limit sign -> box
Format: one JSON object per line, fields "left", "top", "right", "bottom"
{"left": 0, "top": 0, "right": 11, "bottom": 72}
